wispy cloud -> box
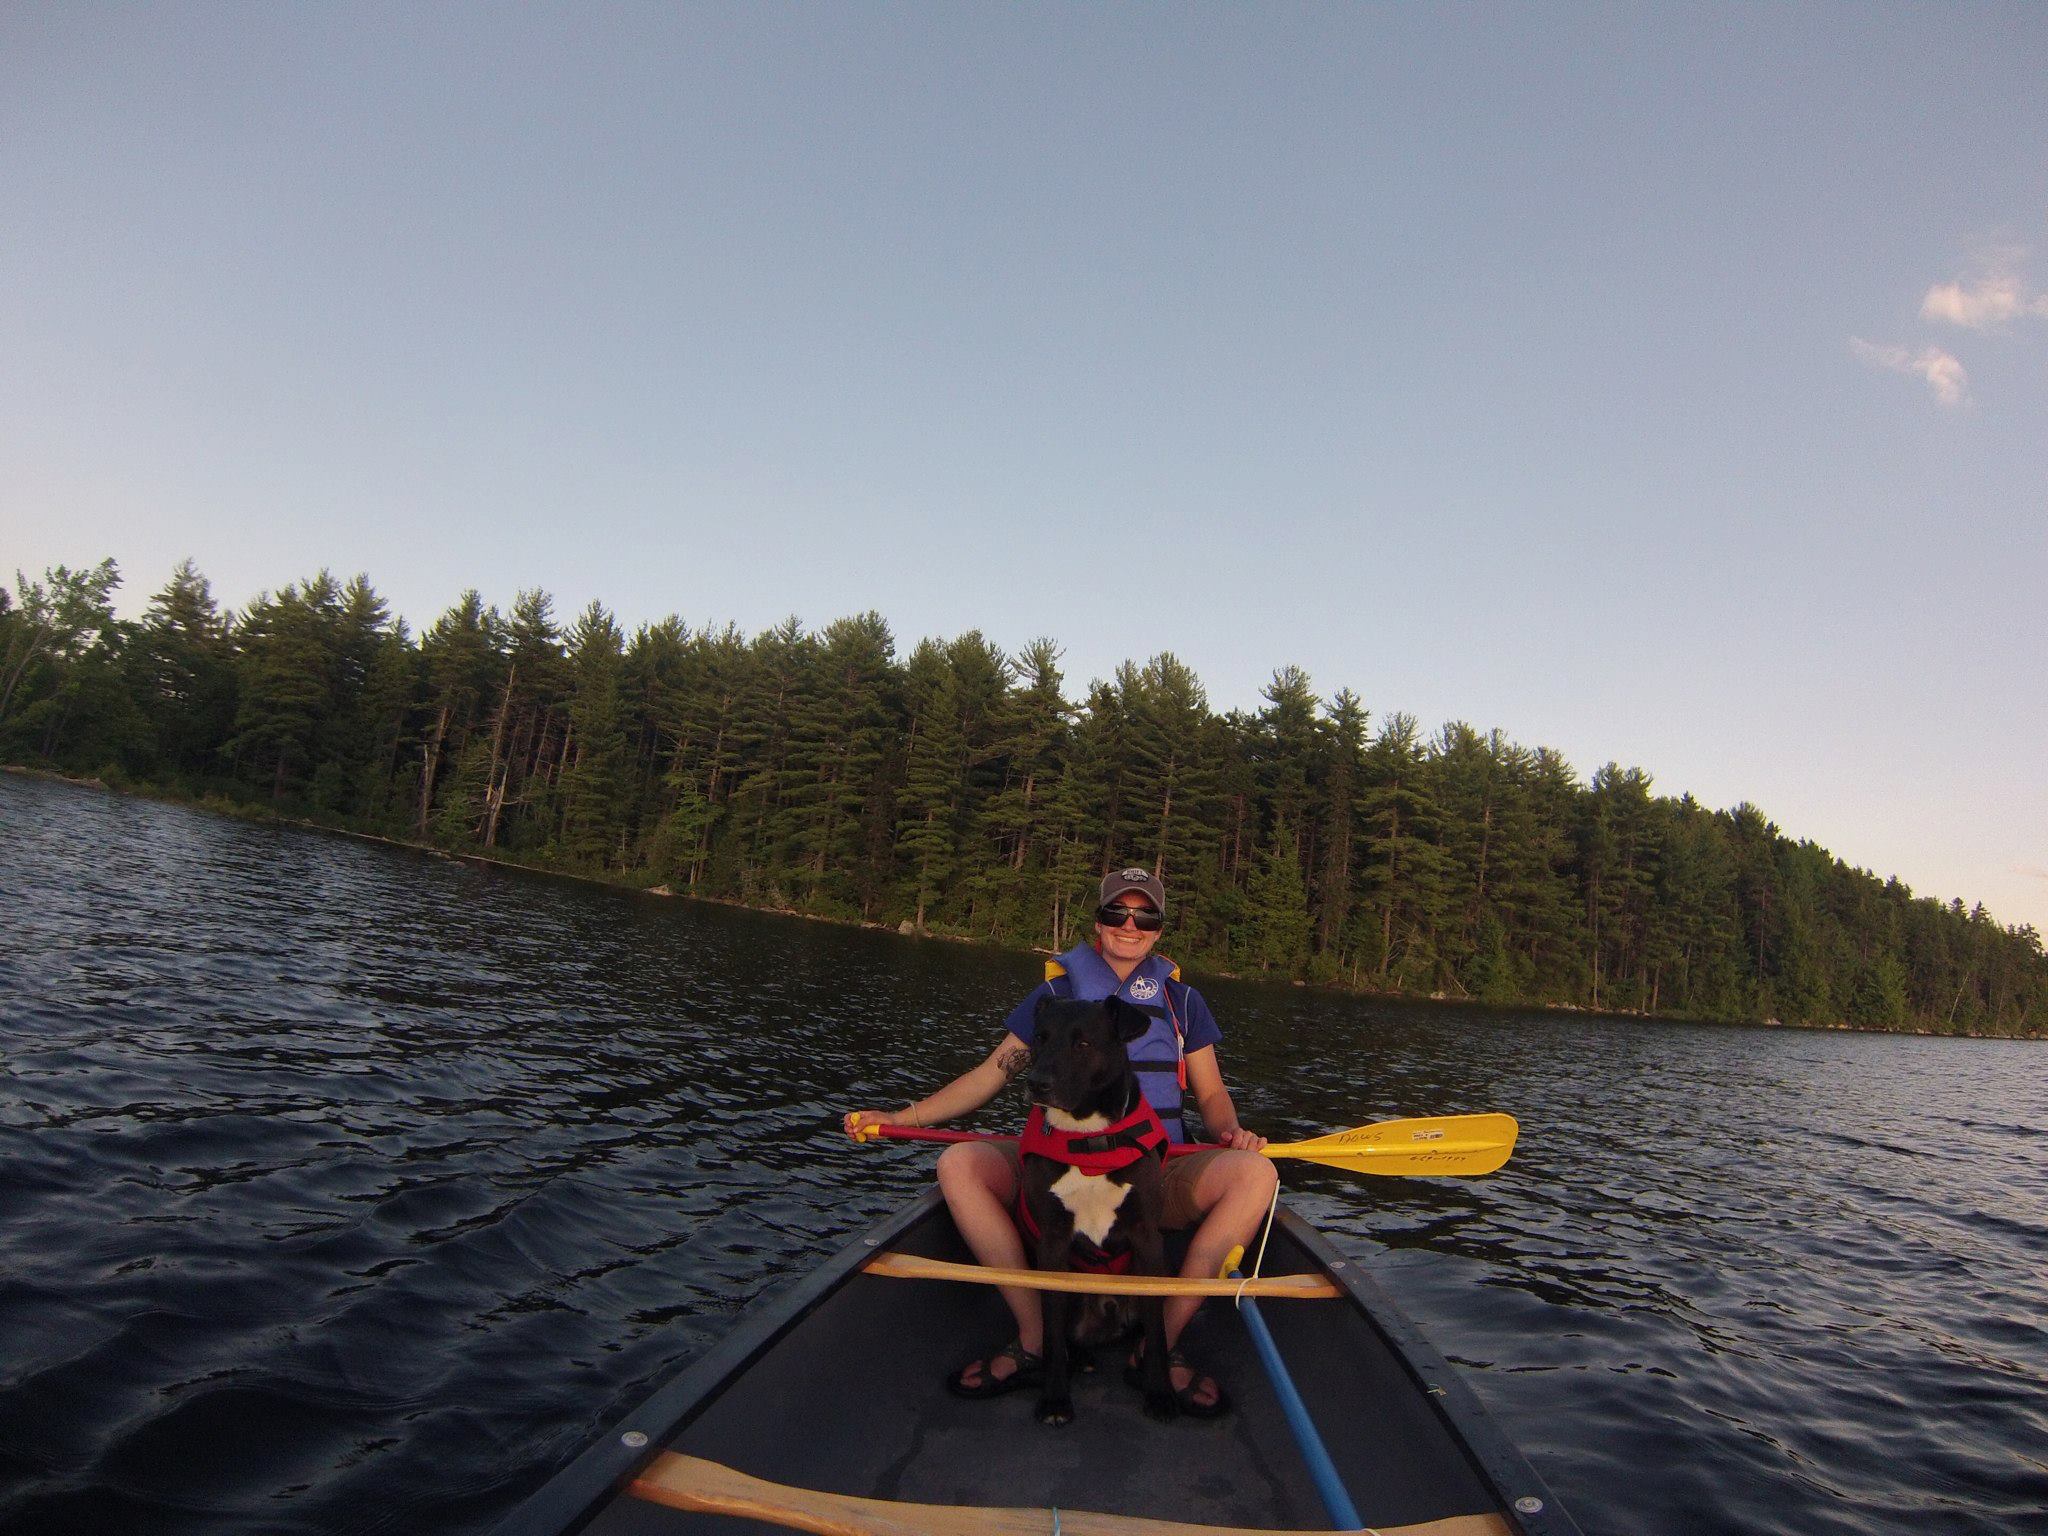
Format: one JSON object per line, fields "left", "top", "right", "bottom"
{"left": 1920, "top": 272, "right": 2048, "bottom": 329}
{"left": 1860, "top": 247, "right": 2046, "bottom": 405}
{"left": 2018, "top": 864, "right": 2048, "bottom": 885}
{"left": 1850, "top": 338, "right": 1969, "bottom": 406}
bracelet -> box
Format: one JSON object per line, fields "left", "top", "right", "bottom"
{"left": 902, "top": 1104, "right": 922, "bottom": 1128}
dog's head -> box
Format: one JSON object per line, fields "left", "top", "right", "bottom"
{"left": 1026, "top": 995, "right": 1150, "bottom": 1123}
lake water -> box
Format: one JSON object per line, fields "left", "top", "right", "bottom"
{"left": 2, "top": 772, "right": 2044, "bottom": 1535}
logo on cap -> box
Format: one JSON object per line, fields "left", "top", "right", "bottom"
{"left": 1119, "top": 867, "right": 1149, "bottom": 882}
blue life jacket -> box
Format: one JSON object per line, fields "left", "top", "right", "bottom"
{"left": 1043, "top": 944, "right": 1191, "bottom": 1143}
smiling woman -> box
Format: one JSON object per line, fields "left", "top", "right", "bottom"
{"left": 845, "top": 865, "right": 1277, "bottom": 1414}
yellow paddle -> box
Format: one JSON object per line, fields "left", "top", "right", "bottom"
{"left": 849, "top": 1112, "right": 1517, "bottom": 1178}
{"left": 1244, "top": 1113, "right": 1519, "bottom": 1177}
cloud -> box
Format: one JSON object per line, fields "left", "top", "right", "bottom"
{"left": 1920, "top": 268, "right": 2048, "bottom": 329}
{"left": 2019, "top": 864, "right": 2048, "bottom": 884}
{"left": 1850, "top": 338, "right": 1969, "bottom": 406}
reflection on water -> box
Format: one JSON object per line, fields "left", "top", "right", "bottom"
{"left": 2, "top": 774, "right": 2044, "bottom": 1535}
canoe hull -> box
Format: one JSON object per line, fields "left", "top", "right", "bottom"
{"left": 487, "top": 1191, "right": 1579, "bottom": 1536}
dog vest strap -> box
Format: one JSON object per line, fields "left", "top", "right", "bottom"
{"left": 1018, "top": 1101, "right": 1170, "bottom": 1174}
{"left": 1013, "top": 1101, "right": 1163, "bottom": 1275}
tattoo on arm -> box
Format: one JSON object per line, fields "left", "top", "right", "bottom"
{"left": 996, "top": 1044, "right": 1031, "bottom": 1081}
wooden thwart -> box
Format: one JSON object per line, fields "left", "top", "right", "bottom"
{"left": 862, "top": 1250, "right": 1342, "bottom": 1299}
{"left": 629, "top": 1451, "right": 1516, "bottom": 1536}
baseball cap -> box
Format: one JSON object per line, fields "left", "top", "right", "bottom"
{"left": 1098, "top": 866, "right": 1166, "bottom": 915}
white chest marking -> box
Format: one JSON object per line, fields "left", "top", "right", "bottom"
{"left": 1050, "top": 1164, "right": 1133, "bottom": 1248}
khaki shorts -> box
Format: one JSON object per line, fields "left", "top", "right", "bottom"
{"left": 994, "top": 1143, "right": 1225, "bottom": 1231}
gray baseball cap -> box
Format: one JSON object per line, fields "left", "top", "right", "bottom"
{"left": 1099, "top": 866, "right": 1166, "bottom": 914}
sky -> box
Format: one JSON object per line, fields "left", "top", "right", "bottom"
{"left": 3, "top": 4, "right": 2044, "bottom": 934}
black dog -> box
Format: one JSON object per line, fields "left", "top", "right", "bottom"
{"left": 1019, "top": 994, "right": 1177, "bottom": 1425}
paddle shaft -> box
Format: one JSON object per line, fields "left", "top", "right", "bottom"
{"left": 1228, "top": 1263, "right": 1362, "bottom": 1529}
{"left": 858, "top": 1125, "right": 1226, "bottom": 1154}
{"left": 854, "top": 1117, "right": 1519, "bottom": 1177}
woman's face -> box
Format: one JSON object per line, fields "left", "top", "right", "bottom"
{"left": 1095, "top": 894, "right": 1162, "bottom": 967}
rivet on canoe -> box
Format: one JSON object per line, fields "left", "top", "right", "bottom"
{"left": 863, "top": 1238, "right": 879, "bottom": 1247}
{"left": 1330, "top": 1261, "right": 1345, "bottom": 1269}
{"left": 1514, "top": 1496, "right": 1544, "bottom": 1515}
{"left": 621, "top": 1431, "right": 648, "bottom": 1448}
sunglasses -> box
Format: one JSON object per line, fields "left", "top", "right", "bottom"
{"left": 1096, "top": 903, "right": 1164, "bottom": 932}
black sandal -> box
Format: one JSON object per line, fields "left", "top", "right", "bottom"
{"left": 947, "top": 1339, "right": 1044, "bottom": 1399}
{"left": 1125, "top": 1344, "right": 1233, "bottom": 1419}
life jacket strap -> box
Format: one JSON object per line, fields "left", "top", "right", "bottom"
{"left": 1018, "top": 1101, "right": 1169, "bottom": 1173}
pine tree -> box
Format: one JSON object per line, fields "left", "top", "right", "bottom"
{"left": 489, "top": 589, "right": 570, "bottom": 851}
{"left": 718, "top": 616, "right": 814, "bottom": 901}
{"left": 977, "top": 637, "right": 1071, "bottom": 937}
{"left": 1250, "top": 666, "right": 1319, "bottom": 872}
{"left": 310, "top": 574, "right": 395, "bottom": 814}
{"left": 658, "top": 622, "right": 748, "bottom": 889}
{"left": 414, "top": 591, "right": 505, "bottom": 835}
{"left": 1358, "top": 713, "right": 1455, "bottom": 988}
{"left": 893, "top": 639, "right": 966, "bottom": 930}
{"left": 0, "top": 559, "right": 124, "bottom": 749}
{"left": 353, "top": 623, "right": 419, "bottom": 828}
{"left": 1243, "top": 818, "right": 1313, "bottom": 974}
{"left": 226, "top": 573, "right": 342, "bottom": 800}
{"left": 558, "top": 601, "right": 630, "bottom": 868}
{"left": 1313, "top": 689, "right": 1369, "bottom": 969}
{"left": 1580, "top": 763, "right": 1660, "bottom": 1010}
{"left": 786, "top": 612, "right": 897, "bottom": 916}
{"left": 1496, "top": 745, "right": 1584, "bottom": 1002}
{"left": 137, "top": 560, "right": 237, "bottom": 782}
{"left": 1114, "top": 654, "right": 1219, "bottom": 886}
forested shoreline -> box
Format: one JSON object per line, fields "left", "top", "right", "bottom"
{"left": 5, "top": 556, "right": 2042, "bottom": 1037}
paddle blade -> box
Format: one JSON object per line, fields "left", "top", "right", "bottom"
{"left": 1266, "top": 1113, "right": 1518, "bottom": 1177}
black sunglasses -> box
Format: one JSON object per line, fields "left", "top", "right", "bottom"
{"left": 1096, "top": 903, "right": 1164, "bottom": 932}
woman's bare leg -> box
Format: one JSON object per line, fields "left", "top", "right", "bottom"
{"left": 936, "top": 1141, "right": 1040, "bottom": 1381}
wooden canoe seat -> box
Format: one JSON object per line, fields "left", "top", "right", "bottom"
{"left": 629, "top": 1451, "right": 1516, "bottom": 1536}
{"left": 861, "top": 1251, "right": 1343, "bottom": 1299}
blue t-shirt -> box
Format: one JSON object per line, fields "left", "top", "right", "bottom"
{"left": 1002, "top": 958, "right": 1222, "bottom": 1054}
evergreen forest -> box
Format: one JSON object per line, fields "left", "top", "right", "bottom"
{"left": 5, "top": 556, "right": 2042, "bottom": 1038}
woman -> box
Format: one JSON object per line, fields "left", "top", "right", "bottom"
{"left": 845, "top": 867, "right": 1274, "bottom": 1415}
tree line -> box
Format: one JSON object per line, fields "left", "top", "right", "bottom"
{"left": 5, "top": 556, "right": 2042, "bottom": 1038}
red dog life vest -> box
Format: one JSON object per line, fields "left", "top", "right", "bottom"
{"left": 1013, "top": 1100, "right": 1169, "bottom": 1273}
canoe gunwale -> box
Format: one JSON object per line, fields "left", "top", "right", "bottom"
{"left": 1275, "top": 1211, "right": 1580, "bottom": 1536}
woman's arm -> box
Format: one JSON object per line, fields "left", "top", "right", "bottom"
{"left": 843, "top": 1032, "right": 1032, "bottom": 1137}
{"left": 1184, "top": 1044, "right": 1268, "bottom": 1151}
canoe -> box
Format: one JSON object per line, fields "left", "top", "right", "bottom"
{"left": 484, "top": 1189, "right": 1582, "bottom": 1536}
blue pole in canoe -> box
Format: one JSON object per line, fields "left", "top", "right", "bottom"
{"left": 1227, "top": 1256, "right": 1363, "bottom": 1531}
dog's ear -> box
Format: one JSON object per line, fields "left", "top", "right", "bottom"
{"left": 1107, "top": 996, "right": 1152, "bottom": 1043}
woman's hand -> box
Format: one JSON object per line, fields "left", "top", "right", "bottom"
{"left": 1218, "top": 1125, "right": 1269, "bottom": 1152}
{"left": 843, "top": 1108, "right": 913, "bottom": 1141}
